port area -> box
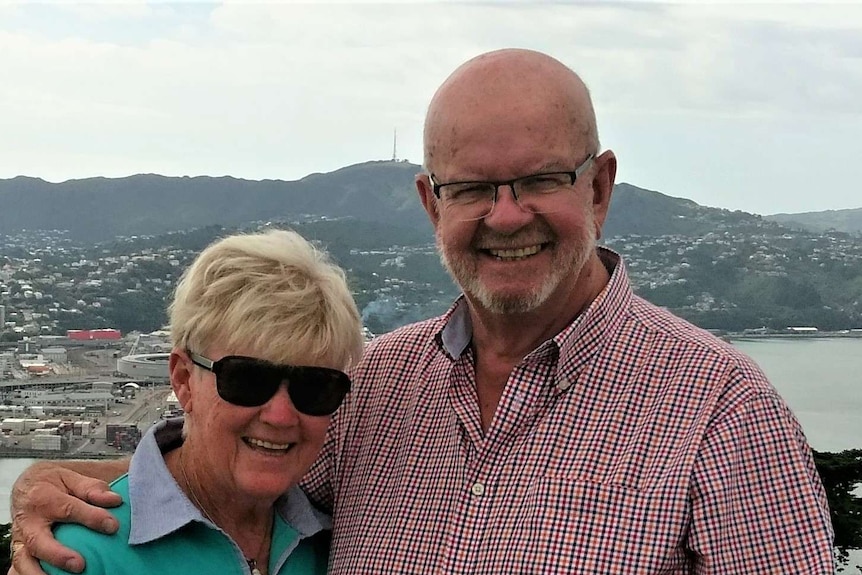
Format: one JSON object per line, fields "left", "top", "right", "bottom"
{"left": 0, "top": 397, "right": 175, "bottom": 458}
{"left": 0, "top": 343, "right": 179, "bottom": 460}
{"left": 0, "top": 383, "right": 175, "bottom": 460}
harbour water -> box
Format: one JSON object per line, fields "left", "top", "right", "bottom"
{"left": 732, "top": 337, "right": 862, "bottom": 453}
{"left": 0, "top": 337, "right": 859, "bottom": 525}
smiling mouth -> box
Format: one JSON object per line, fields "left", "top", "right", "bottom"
{"left": 244, "top": 437, "right": 294, "bottom": 453}
{"left": 486, "top": 244, "right": 543, "bottom": 260}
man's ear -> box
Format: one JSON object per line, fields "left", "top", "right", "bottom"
{"left": 590, "top": 150, "right": 617, "bottom": 240}
{"left": 415, "top": 173, "right": 441, "bottom": 227}
{"left": 169, "top": 349, "right": 194, "bottom": 414}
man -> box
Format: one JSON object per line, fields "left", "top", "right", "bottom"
{"left": 9, "top": 49, "right": 834, "bottom": 574}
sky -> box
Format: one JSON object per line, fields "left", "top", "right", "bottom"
{"left": 1, "top": 1, "right": 860, "bottom": 216}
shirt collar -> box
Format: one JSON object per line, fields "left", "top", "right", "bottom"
{"left": 551, "top": 248, "right": 632, "bottom": 379}
{"left": 127, "top": 419, "right": 331, "bottom": 545}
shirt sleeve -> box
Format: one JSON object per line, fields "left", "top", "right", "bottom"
{"left": 687, "top": 389, "right": 835, "bottom": 573}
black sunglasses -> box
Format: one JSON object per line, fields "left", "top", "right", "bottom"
{"left": 187, "top": 351, "right": 351, "bottom": 416}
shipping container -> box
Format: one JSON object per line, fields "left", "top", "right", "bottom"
{"left": 1, "top": 418, "right": 26, "bottom": 434}
{"left": 106, "top": 423, "right": 138, "bottom": 444}
{"left": 21, "top": 419, "right": 41, "bottom": 433}
{"left": 32, "top": 434, "right": 62, "bottom": 451}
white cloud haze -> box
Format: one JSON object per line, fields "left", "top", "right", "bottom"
{"left": 1, "top": 1, "right": 860, "bottom": 215}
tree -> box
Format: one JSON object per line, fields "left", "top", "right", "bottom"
{"left": 0, "top": 522, "right": 9, "bottom": 574}
{"left": 814, "top": 449, "right": 862, "bottom": 572}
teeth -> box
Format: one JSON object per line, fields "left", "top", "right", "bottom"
{"left": 247, "top": 437, "right": 292, "bottom": 450}
{"left": 488, "top": 245, "right": 541, "bottom": 260}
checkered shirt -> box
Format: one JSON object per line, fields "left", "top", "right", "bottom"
{"left": 302, "top": 249, "right": 834, "bottom": 574}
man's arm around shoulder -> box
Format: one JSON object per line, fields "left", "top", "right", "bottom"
{"left": 8, "top": 458, "right": 129, "bottom": 575}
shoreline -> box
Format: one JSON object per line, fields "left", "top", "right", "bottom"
{"left": 0, "top": 449, "right": 123, "bottom": 460}
{"left": 724, "top": 331, "right": 862, "bottom": 341}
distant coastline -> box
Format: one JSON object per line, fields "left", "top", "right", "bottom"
{"left": 726, "top": 331, "right": 862, "bottom": 341}
{"left": 0, "top": 449, "right": 123, "bottom": 460}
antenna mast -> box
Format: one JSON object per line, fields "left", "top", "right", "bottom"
{"left": 392, "top": 128, "right": 397, "bottom": 161}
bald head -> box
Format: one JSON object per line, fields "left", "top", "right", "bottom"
{"left": 423, "top": 49, "right": 599, "bottom": 173}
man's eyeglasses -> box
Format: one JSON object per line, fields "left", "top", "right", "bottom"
{"left": 429, "top": 154, "right": 595, "bottom": 222}
{"left": 188, "top": 351, "right": 351, "bottom": 416}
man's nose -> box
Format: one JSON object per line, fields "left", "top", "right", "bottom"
{"left": 483, "top": 184, "right": 534, "bottom": 229}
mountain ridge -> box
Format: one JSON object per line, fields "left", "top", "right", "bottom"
{"left": 1, "top": 161, "right": 859, "bottom": 240}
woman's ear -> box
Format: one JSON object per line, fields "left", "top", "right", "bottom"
{"left": 169, "top": 349, "right": 194, "bottom": 414}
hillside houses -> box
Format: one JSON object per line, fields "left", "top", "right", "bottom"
{"left": 1, "top": 220, "right": 861, "bottom": 339}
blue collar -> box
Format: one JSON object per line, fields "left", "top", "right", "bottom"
{"left": 127, "top": 419, "right": 331, "bottom": 545}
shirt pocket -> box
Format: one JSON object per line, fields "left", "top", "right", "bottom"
{"left": 511, "top": 477, "right": 686, "bottom": 574}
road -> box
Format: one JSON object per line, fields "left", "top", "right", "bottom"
{"left": 68, "top": 384, "right": 172, "bottom": 457}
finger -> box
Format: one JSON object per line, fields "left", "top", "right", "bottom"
{"left": 63, "top": 477, "right": 122, "bottom": 511}
{"left": 20, "top": 492, "right": 119, "bottom": 535}
{"left": 10, "top": 513, "right": 85, "bottom": 574}
{"left": 10, "top": 538, "right": 82, "bottom": 575}
{"left": 81, "top": 487, "right": 123, "bottom": 509}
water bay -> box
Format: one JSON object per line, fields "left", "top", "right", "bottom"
{"left": 732, "top": 337, "right": 862, "bottom": 453}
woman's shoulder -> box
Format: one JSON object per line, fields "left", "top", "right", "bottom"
{"left": 44, "top": 475, "right": 132, "bottom": 575}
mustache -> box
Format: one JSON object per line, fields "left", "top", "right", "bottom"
{"left": 473, "top": 225, "right": 555, "bottom": 249}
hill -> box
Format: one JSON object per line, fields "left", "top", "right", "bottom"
{"left": 1, "top": 161, "right": 779, "bottom": 243}
{"left": 0, "top": 161, "right": 429, "bottom": 242}
{"left": 765, "top": 208, "right": 862, "bottom": 234}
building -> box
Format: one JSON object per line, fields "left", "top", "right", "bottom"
{"left": 41, "top": 347, "right": 68, "bottom": 364}
{"left": 91, "top": 381, "right": 113, "bottom": 393}
{"left": 0, "top": 304, "right": 5, "bottom": 330}
{"left": 67, "top": 329, "right": 122, "bottom": 341}
{"left": 17, "top": 340, "right": 38, "bottom": 354}
{"left": 16, "top": 391, "right": 115, "bottom": 413}
{"left": 17, "top": 354, "right": 51, "bottom": 376}
{"left": 787, "top": 326, "right": 819, "bottom": 333}
{"left": 115, "top": 353, "right": 169, "bottom": 381}
{"left": 0, "top": 353, "right": 11, "bottom": 379}
{"left": 165, "top": 389, "right": 180, "bottom": 412}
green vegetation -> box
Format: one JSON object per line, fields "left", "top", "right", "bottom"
{"left": 0, "top": 522, "right": 9, "bottom": 573}
{"left": 815, "top": 449, "right": 862, "bottom": 572}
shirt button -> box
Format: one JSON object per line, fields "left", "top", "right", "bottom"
{"left": 557, "top": 377, "right": 572, "bottom": 391}
{"left": 471, "top": 482, "right": 485, "bottom": 496}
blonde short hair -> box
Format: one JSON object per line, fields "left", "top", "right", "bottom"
{"left": 169, "top": 229, "right": 363, "bottom": 370}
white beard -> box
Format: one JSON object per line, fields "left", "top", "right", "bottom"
{"left": 437, "top": 220, "right": 597, "bottom": 315}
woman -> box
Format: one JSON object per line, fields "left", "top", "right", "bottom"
{"left": 42, "top": 229, "right": 364, "bottom": 575}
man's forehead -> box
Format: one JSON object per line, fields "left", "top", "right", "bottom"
{"left": 429, "top": 107, "right": 582, "bottom": 172}
{"left": 432, "top": 141, "right": 577, "bottom": 181}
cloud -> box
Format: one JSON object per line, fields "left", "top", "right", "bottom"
{"left": 52, "top": 0, "right": 154, "bottom": 22}
{"left": 0, "top": 2, "right": 859, "bottom": 213}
